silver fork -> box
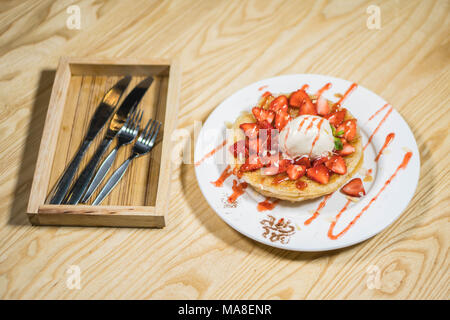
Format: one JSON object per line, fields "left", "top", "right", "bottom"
{"left": 81, "top": 106, "right": 143, "bottom": 203}
{"left": 92, "top": 118, "right": 162, "bottom": 205}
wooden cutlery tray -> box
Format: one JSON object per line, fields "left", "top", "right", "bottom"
{"left": 27, "top": 57, "right": 181, "bottom": 228}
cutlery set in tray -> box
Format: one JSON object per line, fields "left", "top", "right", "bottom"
{"left": 27, "top": 57, "right": 181, "bottom": 228}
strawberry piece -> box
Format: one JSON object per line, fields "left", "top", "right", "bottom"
{"left": 337, "top": 142, "right": 355, "bottom": 156}
{"left": 299, "top": 100, "right": 318, "bottom": 116}
{"left": 294, "top": 156, "right": 311, "bottom": 168}
{"left": 341, "top": 178, "right": 366, "bottom": 197}
{"left": 312, "top": 156, "right": 329, "bottom": 167}
{"left": 239, "top": 123, "right": 258, "bottom": 139}
{"left": 274, "top": 109, "right": 291, "bottom": 130}
{"left": 286, "top": 164, "right": 306, "bottom": 180}
{"left": 269, "top": 95, "right": 288, "bottom": 112}
{"left": 316, "top": 96, "right": 330, "bottom": 116}
{"left": 278, "top": 159, "right": 292, "bottom": 173}
{"left": 325, "top": 155, "right": 347, "bottom": 175}
{"left": 324, "top": 109, "right": 346, "bottom": 127}
{"left": 240, "top": 155, "right": 263, "bottom": 172}
{"left": 337, "top": 119, "right": 357, "bottom": 141}
{"left": 289, "top": 89, "right": 317, "bottom": 115}
{"left": 295, "top": 180, "right": 308, "bottom": 190}
{"left": 229, "top": 140, "right": 248, "bottom": 158}
{"left": 306, "top": 164, "right": 330, "bottom": 184}
{"left": 252, "top": 107, "right": 275, "bottom": 124}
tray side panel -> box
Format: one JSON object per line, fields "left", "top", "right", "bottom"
{"left": 27, "top": 58, "right": 71, "bottom": 213}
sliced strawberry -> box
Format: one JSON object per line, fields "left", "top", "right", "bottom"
{"left": 306, "top": 164, "right": 330, "bottom": 184}
{"left": 278, "top": 159, "right": 292, "bottom": 173}
{"left": 229, "top": 140, "right": 248, "bottom": 158}
{"left": 316, "top": 95, "right": 330, "bottom": 116}
{"left": 274, "top": 109, "right": 291, "bottom": 130}
{"left": 286, "top": 164, "right": 306, "bottom": 180}
{"left": 312, "top": 156, "right": 329, "bottom": 167}
{"left": 269, "top": 95, "right": 288, "bottom": 113}
{"left": 325, "top": 109, "right": 346, "bottom": 127}
{"left": 299, "top": 100, "right": 318, "bottom": 116}
{"left": 240, "top": 155, "right": 263, "bottom": 172}
{"left": 341, "top": 178, "right": 366, "bottom": 197}
{"left": 325, "top": 155, "right": 347, "bottom": 175}
{"left": 239, "top": 123, "right": 258, "bottom": 139}
{"left": 337, "top": 119, "right": 357, "bottom": 141}
{"left": 289, "top": 89, "right": 313, "bottom": 110}
{"left": 252, "top": 107, "right": 275, "bottom": 124}
{"left": 295, "top": 180, "right": 308, "bottom": 190}
{"left": 262, "top": 91, "right": 272, "bottom": 98}
{"left": 294, "top": 156, "right": 311, "bottom": 168}
{"left": 337, "top": 142, "right": 355, "bottom": 156}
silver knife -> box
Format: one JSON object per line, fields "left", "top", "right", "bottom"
{"left": 48, "top": 76, "right": 131, "bottom": 204}
{"left": 63, "top": 76, "right": 154, "bottom": 205}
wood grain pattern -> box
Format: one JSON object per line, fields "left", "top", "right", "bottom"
{"left": 0, "top": 0, "right": 448, "bottom": 299}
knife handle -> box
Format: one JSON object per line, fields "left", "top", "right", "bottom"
{"left": 48, "top": 140, "right": 91, "bottom": 204}
{"left": 81, "top": 147, "right": 118, "bottom": 203}
{"left": 64, "top": 138, "right": 112, "bottom": 205}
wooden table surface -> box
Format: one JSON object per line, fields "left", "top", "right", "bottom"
{"left": 0, "top": 0, "right": 448, "bottom": 299}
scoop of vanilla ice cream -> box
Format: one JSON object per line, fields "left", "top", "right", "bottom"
{"left": 279, "top": 115, "right": 334, "bottom": 159}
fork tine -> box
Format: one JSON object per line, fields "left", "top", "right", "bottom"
{"left": 141, "top": 118, "right": 153, "bottom": 139}
{"left": 149, "top": 122, "right": 161, "bottom": 146}
{"left": 145, "top": 119, "right": 157, "bottom": 141}
{"left": 135, "top": 110, "right": 143, "bottom": 131}
{"left": 123, "top": 105, "right": 137, "bottom": 128}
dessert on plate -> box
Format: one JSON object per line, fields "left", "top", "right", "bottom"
{"left": 228, "top": 86, "right": 364, "bottom": 202}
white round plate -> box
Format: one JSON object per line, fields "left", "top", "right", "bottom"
{"left": 194, "top": 74, "right": 420, "bottom": 251}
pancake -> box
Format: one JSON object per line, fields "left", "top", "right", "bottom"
{"left": 229, "top": 94, "right": 363, "bottom": 202}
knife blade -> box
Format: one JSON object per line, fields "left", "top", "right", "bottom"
{"left": 64, "top": 76, "right": 154, "bottom": 205}
{"left": 48, "top": 76, "right": 131, "bottom": 204}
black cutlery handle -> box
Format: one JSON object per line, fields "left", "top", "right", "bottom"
{"left": 64, "top": 138, "right": 112, "bottom": 205}
{"left": 48, "top": 140, "right": 91, "bottom": 204}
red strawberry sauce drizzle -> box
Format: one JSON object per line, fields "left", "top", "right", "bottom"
{"left": 228, "top": 180, "right": 248, "bottom": 203}
{"left": 309, "top": 118, "right": 324, "bottom": 157}
{"left": 211, "top": 165, "right": 232, "bottom": 187}
{"left": 300, "top": 84, "right": 309, "bottom": 91}
{"left": 368, "top": 103, "right": 389, "bottom": 121}
{"left": 297, "top": 116, "right": 309, "bottom": 131}
{"left": 195, "top": 139, "right": 227, "bottom": 167}
{"left": 328, "top": 152, "right": 413, "bottom": 240}
{"left": 304, "top": 194, "right": 333, "bottom": 225}
{"left": 334, "top": 83, "right": 357, "bottom": 107}
{"left": 375, "top": 133, "right": 395, "bottom": 162}
{"left": 257, "top": 198, "right": 279, "bottom": 212}
{"left": 258, "top": 85, "right": 268, "bottom": 91}
{"left": 315, "top": 83, "right": 332, "bottom": 98}
{"left": 364, "top": 106, "right": 393, "bottom": 151}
